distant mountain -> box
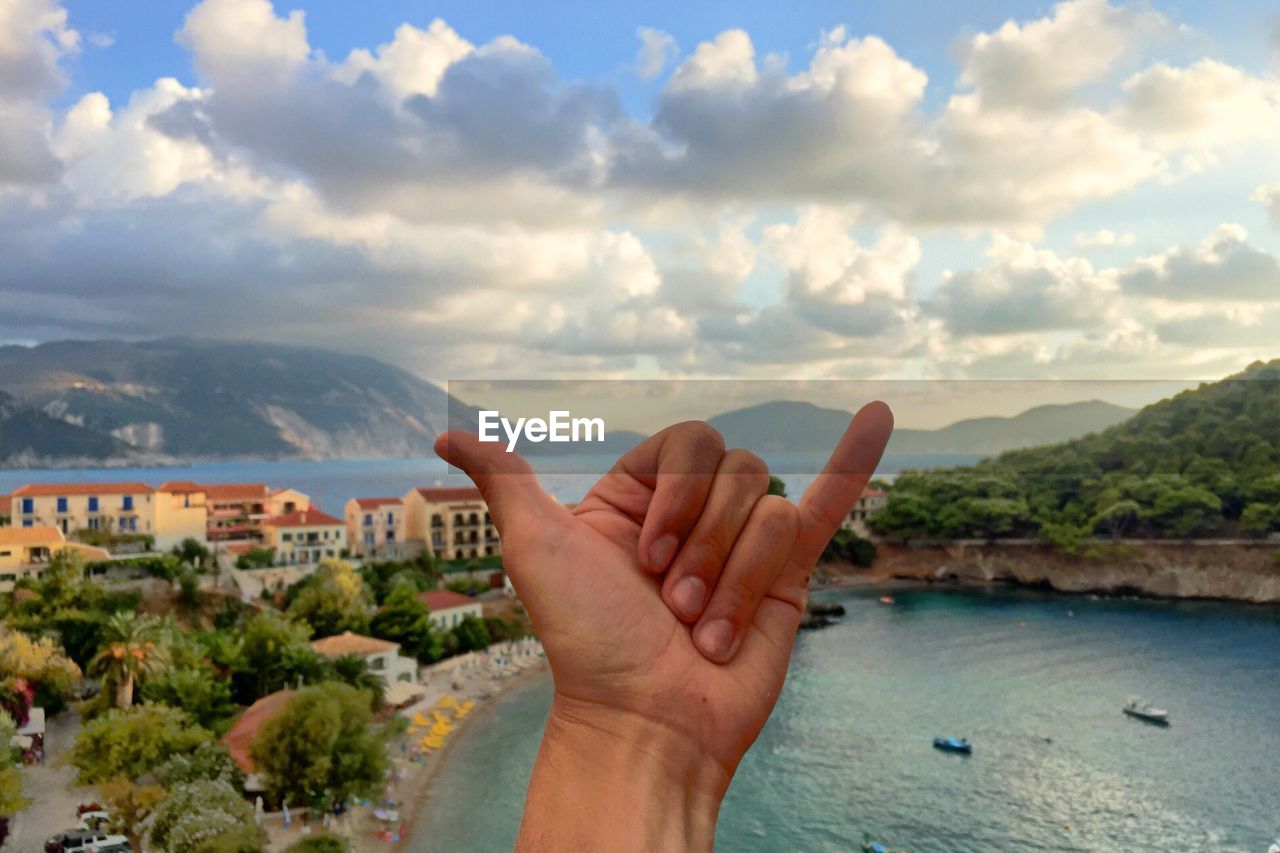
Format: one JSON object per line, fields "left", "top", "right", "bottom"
{"left": 0, "top": 339, "right": 457, "bottom": 463}
{"left": 890, "top": 400, "right": 1137, "bottom": 455}
{"left": 0, "top": 389, "right": 144, "bottom": 466}
{"left": 708, "top": 399, "right": 1136, "bottom": 456}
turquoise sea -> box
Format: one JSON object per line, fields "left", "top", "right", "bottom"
{"left": 411, "top": 587, "right": 1280, "bottom": 852}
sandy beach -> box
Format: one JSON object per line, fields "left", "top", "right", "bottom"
{"left": 261, "top": 639, "right": 550, "bottom": 851}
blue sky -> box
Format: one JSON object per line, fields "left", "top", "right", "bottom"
{"left": 4, "top": 0, "right": 1280, "bottom": 394}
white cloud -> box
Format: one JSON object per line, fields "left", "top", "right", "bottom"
{"left": 1120, "top": 59, "right": 1280, "bottom": 150}
{"left": 1118, "top": 223, "right": 1280, "bottom": 302}
{"left": 1254, "top": 182, "right": 1280, "bottom": 229}
{"left": 335, "top": 19, "right": 473, "bottom": 100}
{"left": 1075, "top": 228, "right": 1136, "bottom": 248}
{"left": 926, "top": 236, "right": 1113, "bottom": 336}
{"left": 635, "top": 27, "right": 677, "bottom": 80}
{"left": 4, "top": 0, "right": 1280, "bottom": 382}
{"left": 955, "top": 0, "right": 1169, "bottom": 111}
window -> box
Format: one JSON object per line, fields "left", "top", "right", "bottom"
{"left": 386, "top": 512, "right": 395, "bottom": 525}
{"left": 386, "top": 530, "right": 395, "bottom": 542}
{"left": 0, "top": 573, "right": 13, "bottom": 584}
{"left": 369, "top": 656, "right": 386, "bottom": 671}
{"left": 20, "top": 498, "right": 33, "bottom": 514}
{"left": 364, "top": 532, "right": 374, "bottom": 546}
{"left": 22, "top": 519, "right": 33, "bottom": 528}
{"left": 56, "top": 497, "right": 68, "bottom": 513}
{"left": 0, "top": 551, "right": 9, "bottom": 558}
{"left": 88, "top": 496, "right": 99, "bottom": 512}
{"left": 122, "top": 496, "right": 134, "bottom": 511}
{"left": 364, "top": 513, "right": 373, "bottom": 526}
{"left": 184, "top": 496, "right": 190, "bottom": 508}
{"left": 88, "top": 518, "right": 100, "bottom": 530}
{"left": 282, "top": 533, "right": 293, "bottom": 542}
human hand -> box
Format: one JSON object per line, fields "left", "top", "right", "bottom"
{"left": 435, "top": 401, "right": 892, "bottom": 851}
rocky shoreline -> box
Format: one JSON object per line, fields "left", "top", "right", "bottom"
{"left": 860, "top": 541, "right": 1280, "bottom": 605}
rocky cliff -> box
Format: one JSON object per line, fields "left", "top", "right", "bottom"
{"left": 873, "top": 541, "right": 1280, "bottom": 604}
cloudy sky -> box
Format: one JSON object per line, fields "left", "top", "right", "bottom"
{"left": 2, "top": 0, "right": 1279, "bottom": 395}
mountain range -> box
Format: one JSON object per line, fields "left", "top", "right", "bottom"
{"left": 0, "top": 339, "right": 1138, "bottom": 467}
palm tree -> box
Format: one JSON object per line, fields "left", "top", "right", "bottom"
{"left": 90, "top": 613, "right": 170, "bottom": 709}
{"left": 329, "top": 654, "right": 386, "bottom": 710}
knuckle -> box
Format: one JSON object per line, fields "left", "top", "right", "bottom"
{"left": 722, "top": 449, "right": 770, "bottom": 489}
{"left": 674, "top": 420, "right": 725, "bottom": 455}
{"left": 755, "top": 495, "right": 800, "bottom": 542}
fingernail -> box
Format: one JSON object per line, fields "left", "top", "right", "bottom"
{"left": 647, "top": 533, "right": 678, "bottom": 572}
{"left": 670, "top": 576, "right": 706, "bottom": 619}
{"left": 695, "top": 619, "right": 735, "bottom": 662}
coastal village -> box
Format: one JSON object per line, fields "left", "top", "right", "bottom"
{"left": 0, "top": 480, "right": 547, "bottom": 851}
{"left": 0, "top": 475, "right": 894, "bottom": 851}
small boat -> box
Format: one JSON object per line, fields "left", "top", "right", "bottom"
{"left": 1122, "top": 697, "right": 1170, "bottom": 725}
{"left": 932, "top": 736, "right": 972, "bottom": 754}
{"left": 879, "top": 595, "right": 895, "bottom": 605}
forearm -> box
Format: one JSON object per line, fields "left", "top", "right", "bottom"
{"left": 516, "top": 694, "right": 730, "bottom": 852}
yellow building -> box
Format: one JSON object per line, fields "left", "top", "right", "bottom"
{"left": 263, "top": 507, "right": 347, "bottom": 568}
{"left": 10, "top": 482, "right": 152, "bottom": 542}
{"left": 344, "top": 497, "right": 407, "bottom": 559}
{"left": 402, "top": 487, "right": 500, "bottom": 561}
{"left": 201, "top": 484, "right": 310, "bottom": 545}
{"left": 0, "top": 526, "right": 109, "bottom": 591}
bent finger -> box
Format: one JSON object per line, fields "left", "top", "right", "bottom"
{"left": 692, "top": 495, "right": 799, "bottom": 664}
{"left": 661, "top": 449, "right": 771, "bottom": 622}
{"left": 607, "top": 421, "right": 725, "bottom": 573}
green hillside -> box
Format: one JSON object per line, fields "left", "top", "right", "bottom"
{"left": 0, "top": 390, "right": 138, "bottom": 464}
{"left": 872, "top": 360, "right": 1280, "bottom": 545}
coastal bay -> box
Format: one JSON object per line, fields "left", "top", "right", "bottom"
{"left": 411, "top": 587, "right": 1280, "bottom": 851}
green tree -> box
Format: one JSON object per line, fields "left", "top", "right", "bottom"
{"left": 0, "top": 712, "right": 28, "bottom": 819}
{"left": 285, "top": 837, "right": 349, "bottom": 852}
{"left": 1091, "top": 499, "right": 1142, "bottom": 538}
{"left": 141, "top": 667, "right": 237, "bottom": 732}
{"left": 174, "top": 538, "right": 211, "bottom": 568}
{"left": 450, "top": 614, "right": 491, "bottom": 652}
{"left": 149, "top": 778, "right": 262, "bottom": 853}
{"left": 90, "top": 612, "right": 170, "bottom": 709}
{"left": 766, "top": 475, "right": 787, "bottom": 498}
{"left": 238, "top": 610, "right": 313, "bottom": 699}
{"left": 235, "top": 548, "right": 275, "bottom": 570}
{"left": 1239, "top": 503, "right": 1279, "bottom": 537}
{"left": 98, "top": 777, "right": 167, "bottom": 850}
{"left": 155, "top": 742, "right": 244, "bottom": 789}
{"left": 328, "top": 654, "right": 387, "bottom": 710}
{"left": 820, "top": 529, "right": 876, "bottom": 566}
{"left": 0, "top": 630, "right": 81, "bottom": 713}
{"left": 249, "top": 683, "right": 386, "bottom": 809}
{"left": 287, "top": 560, "right": 373, "bottom": 638}
{"left": 71, "top": 704, "right": 211, "bottom": 784}
{"left": 369, "top": 585, "right": 443, "bottom": 662}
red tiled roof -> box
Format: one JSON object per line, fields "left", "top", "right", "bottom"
{"left": 222, "top": 689, "right": 296, "bottom": 773}
{"left": 158, "top": 481, "right": 204, "bottom": 494}
{"left": 353, "top": 497, "right": 403, "bottom": 509}
{"left": 11, "top": 482, "right": 151, "bottom": 497}
{"left": 266, "top": 508, "right": 343, "bottom": 528}
{"left": 413, "top": 487, "right": 483, "bottom": 503}
{"left": 419, "top": 590, "right": 478, "bottom": 612}
{"left": 202, "top": 483, "right": 269, "bottom": 501}
{"left": 311, "top": 631, "right": 397, "bottom": 657}
{"left": 861, "top": 487, "right": 887, "bottom": 498}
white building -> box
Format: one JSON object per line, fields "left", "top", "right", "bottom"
{"left": 310, "top": 631, "right": 419, "bottom": 692}
{"left": 263, "top": 508, "right": 346, "bottom": 567}
{"left": 841, "top": 487, "right": 888, "bottom": 538}
{"left": 418, "top": 590, "right": 483, "bottom": 630}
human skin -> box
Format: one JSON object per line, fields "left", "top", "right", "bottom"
{"left": 434, "top": 401, "right": 893, "bottom": 852}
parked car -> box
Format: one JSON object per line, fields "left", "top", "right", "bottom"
{"left": 44, "top": 828, "right": 131, "bottom": 852}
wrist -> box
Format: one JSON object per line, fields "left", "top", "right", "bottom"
{"left": 517, "top": 693, "right": 730, "bottom": 852}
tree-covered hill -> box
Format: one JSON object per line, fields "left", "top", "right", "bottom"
{"left": 872, "top": 360, "right": 1280, "bottom": 545}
